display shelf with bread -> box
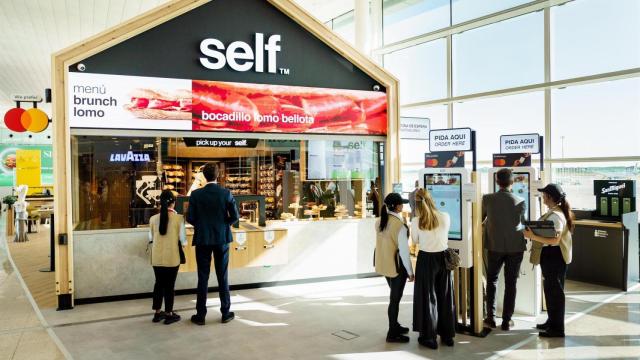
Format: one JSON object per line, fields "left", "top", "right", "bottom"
{"left": 161, "top": 163, "right": 186, "bottom": 194}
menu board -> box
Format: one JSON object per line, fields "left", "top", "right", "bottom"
{"left": 67, "top": 73, "right": 387, "bottom": 136}
{"left": 424, "top": 173, "right": 462, "bottom": 240}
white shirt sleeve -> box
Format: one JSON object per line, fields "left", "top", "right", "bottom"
{"left": 397, "top": 226, "right": 414, "bottom": 276}
{"left": 410, "top": 218, "right": 419, "bottom": 244}
{"left": 179, "top": 221, "right": 187, "bottom": 246}
{"left": 148, "top": 228, "right": 153, "bottom": 243}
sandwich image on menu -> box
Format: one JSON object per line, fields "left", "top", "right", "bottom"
{"left": 124, "top": 88, "right": 192, "bottom": 120}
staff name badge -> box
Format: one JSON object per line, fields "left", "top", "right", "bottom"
{"left": 429, "top": 128, "right": 472, "bottom": 152}
{"left": 500, "top": 134, "right": 540, "bottom": 154}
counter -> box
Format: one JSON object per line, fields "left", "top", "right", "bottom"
{"left": 567, "top": 212, "right": 639, "bottom": 291}
{"left": 72, "top": 217, "right": 377, "bottom": 301}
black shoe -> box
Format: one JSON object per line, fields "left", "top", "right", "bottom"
{"left": 152, "top": 311, "right": 166, "bottom": 323}
{"left": 501, "top": 319, "right": 514, "bottom": 331}
{"left": 483, "top": 317, "right": 497, "bottom": 329}
{"left": 539, "top": 330, "right": 565, "bottom": 338}
{"left": 190, "top": 314, "right": 205, "bottom": 326}
{"left": 221, "top": 312, "right": 235, "bottom": 323}
{"left": 441, "top": 337, "right": 454, "bottom": 347}
{"left": 397, "top": 325, "right": 410, "bottom": 335}
{"left": 164, "top": 312, "right": 181, "bottom": 325}
{"left": 536, "top": 322, "right": 550, "bottom": 330}
{"left": 418, "top": 337, "right": 438, "bottom": 349}
{"left": 386, "top": 334, "right": 410, "bottom": 343}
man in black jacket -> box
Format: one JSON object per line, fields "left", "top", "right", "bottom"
{"left": 187, "top": 163, "right": 239, "bottom": 325}
{"left": 482, "top": 168, "right": 527, "bottom": 331}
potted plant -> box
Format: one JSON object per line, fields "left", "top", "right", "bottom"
{"left": 2, "top": 195, "right": 17, "bottom": 210}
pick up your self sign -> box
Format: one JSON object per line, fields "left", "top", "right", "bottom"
{"left": 429, "top": 128, "right": 472, "bottom": 152}
{"left": 500, "top": 134, "right": 540, "bottom": 154}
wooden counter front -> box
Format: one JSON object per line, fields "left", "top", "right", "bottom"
{"left": 180, "top": 227, "right": 288, "bottom": 272}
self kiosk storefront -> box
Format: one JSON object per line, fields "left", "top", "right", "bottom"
{"left": 51, "top": 0, "right": 401, "bottom": 308}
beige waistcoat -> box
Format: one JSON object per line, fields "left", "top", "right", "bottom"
{"left": 150, "top": 213, "right": 183, "bottom": 267}
{"left": 375, "top": 216, "right": 405, "bottom": 277}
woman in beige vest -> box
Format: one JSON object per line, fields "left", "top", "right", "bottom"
{"left": 149, "top": 190, "right": 186, "bottom": 325}
{"left": 375, "top": 193, "right": 414, "bottom": 343}
{"left": 411, "top": 188, "right": 455, "bottom": 349}
{"left": 524, "top": 183, "right": 574, "bottom": 338}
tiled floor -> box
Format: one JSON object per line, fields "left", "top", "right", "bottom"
{"left": 0, "top": 216, "right": 65, "bottom": 360}
{"left": 41, "top": 277, "right": 640, "bottom": 360}
{"left": 3, "top": 211, "right": 640, "bottom": 359}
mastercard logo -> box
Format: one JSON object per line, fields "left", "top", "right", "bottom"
{"left": 4, "top": 108, "right": 49, "bottom": 133}
{"left": 426, "top": 159, "right": 439, "bottom": 167}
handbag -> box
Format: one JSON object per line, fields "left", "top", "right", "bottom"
{"left": 178, "top": 240, "right": 186, "bottom": 264}
{"left": 444, "top": 248, "right": 460, "bottom": 271}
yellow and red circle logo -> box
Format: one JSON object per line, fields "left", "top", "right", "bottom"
{"left": 4, "top": 108, "right": 49, "bottom": 133}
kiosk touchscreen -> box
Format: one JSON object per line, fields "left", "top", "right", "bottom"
{"left": 491, "top": 171, "right": 532, "bottom": 220}
{"left": 419, "top": 168, "right": 472, "bottom": 268}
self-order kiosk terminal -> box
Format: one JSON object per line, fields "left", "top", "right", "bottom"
{"left": 487, "top": 166, "right": 542, "bottom": 316}
{"left": 419, "top": 168, "right": 474, "bottom": 268}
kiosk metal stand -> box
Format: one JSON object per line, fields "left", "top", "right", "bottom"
{"left": 490, "top": 135, "right": 545, "bottom": 316}
{"left": 421, "top": 129, "right": 489, "bottom": 337}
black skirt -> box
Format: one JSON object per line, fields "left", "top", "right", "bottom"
{"left": 413, "top": 250, "right": 456, "bottom": 340}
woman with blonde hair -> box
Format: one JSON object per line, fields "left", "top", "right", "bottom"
{"left": 411, "top": 188, "right": 456, "bottom": 349}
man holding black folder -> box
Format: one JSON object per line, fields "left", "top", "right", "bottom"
{"left": 482, "top": 168, "right": 527, "bottom": 331}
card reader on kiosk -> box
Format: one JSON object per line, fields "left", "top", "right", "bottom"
{"left": 419, "top": 168, "right": 473, "bottom": 268}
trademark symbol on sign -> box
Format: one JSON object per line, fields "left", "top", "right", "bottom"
{"left": 279, "top": 68, "right": 290, "bottom": 75}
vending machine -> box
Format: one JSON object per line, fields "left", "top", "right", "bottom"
{"left": 418, "top": 168, "right": 474, "bottom": 268}
{"left": 487, "top": 166, "right": 542, "bottom": 316}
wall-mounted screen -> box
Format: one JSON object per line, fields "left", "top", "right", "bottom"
{"left": 424, "top": 173, "right": 462, "bottom": 240}
{"left": 306, "top": 140, "right": 378, "bottom": 180}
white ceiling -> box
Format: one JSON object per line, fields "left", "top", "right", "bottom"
{"left": 0, "top": 0, "right": 353, "bottom": 109}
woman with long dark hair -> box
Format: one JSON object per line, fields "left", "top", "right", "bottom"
{"left": 149, "top": 190, "right": 186, "bottom": 325}
{"left": 374, "top": 193, "right": 414, "bottom": 343}
{"left": 411, "top": 188, "right": 455, "bottom": 349}
{"left": 524, "top": 183, "right": 574, "bottom": 338}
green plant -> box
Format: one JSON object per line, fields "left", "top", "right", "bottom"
{"left": 2, "top": 195, "right": 17, "bottom": 206}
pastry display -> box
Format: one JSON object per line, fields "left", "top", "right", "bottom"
{"left": 258, "top": 163, "right": 276, "bottom": 218}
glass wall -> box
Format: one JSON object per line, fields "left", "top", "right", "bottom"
{"left": 384, "top": 38, "right": 447, "bottom": 104}
{"left": 71, "top": 135, "right": 383, "bottom": 231}
{"left": 374, "top": 0, "right": 640, "bottom": 211}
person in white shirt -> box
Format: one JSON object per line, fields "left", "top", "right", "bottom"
{"left": 374, "top": 193, "right": 414, "bottom": 343}
{"left": 410, "top": 188, "right": 456, "bottom": 349}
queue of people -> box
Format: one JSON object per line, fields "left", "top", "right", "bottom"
{"left": 147, "top": 163, "right": 239, "bottom": 326}
{"left": 147, "top": 162, "right": 574, "bottom": 345}
{"left": 376, "top": 171, "right": 574, "bottom": 347}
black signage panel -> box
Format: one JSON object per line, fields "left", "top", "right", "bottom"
{"left": 70, "top": 0, "right": 383, "bottom": 92}
{"left": 492, "top": 153, "right": 532, "bottom": 167}
{"left": 594, "top": 180, "right": 636, "bottom": 197}
{"left": 424, "top": 151, "right": 465, "bottom": 168}
{"left": 183, "top": 138, "right": 259, "bottom": 148}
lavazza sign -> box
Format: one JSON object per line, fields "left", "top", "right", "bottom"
{"left": 199, "top": 33, "right": 288, "bottom": 74}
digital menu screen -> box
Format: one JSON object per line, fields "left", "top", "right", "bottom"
{"left": 424, "top": 173, "right": 462, "bottom": 240}
{"left": 494, "top": 172, "right": 530, "bottom": 221}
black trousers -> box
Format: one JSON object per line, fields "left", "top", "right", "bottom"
{"left": 385, "top": 265, "right": 408, "bottom": 336}
{"left": 540, "top": 246, "right": 567, "bottom": 332}
{"left": 413, "top": 251, "right": 456, "bottom": 341}
{"left": 485, "top": 251, "right": 524, "bottom": 322}
{"left": 152, "top": 266, "right": 179, "bottom": 313}
{"left": 195, "top": 243, "right": 231, "bottom": 317}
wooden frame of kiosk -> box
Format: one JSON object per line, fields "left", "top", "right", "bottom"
{"left": 51, "top": 0, "right": 400, "bottom": 308}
